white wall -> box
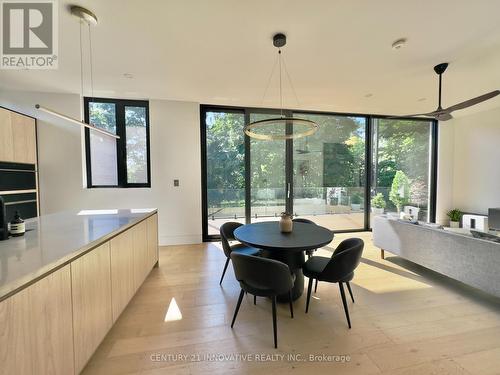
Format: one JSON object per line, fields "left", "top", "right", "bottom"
{"left": 450, "top": 106, "right": 500, "bottom": 214}
{"left": 435, "top": 122, "right": 455, "bottom": 225}
{"left": 0, "top": 89, "right": 202, "bottom": 245}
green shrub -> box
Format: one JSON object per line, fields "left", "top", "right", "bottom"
{"left": 389, "top": 171, "right": 410, "bottom": 212}
{"left": 371, "top": 193, "right": 386, "bottom": 209}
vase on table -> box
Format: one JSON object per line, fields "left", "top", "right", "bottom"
{"left": 279, "top": 212, "right": 293, "bottom": 233}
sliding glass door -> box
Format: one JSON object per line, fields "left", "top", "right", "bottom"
{"left": 204, "top": 109, "right": 245, "bottom": 236}
{"left": 249, "top": 111, "right": 288, "bottom": 223}
{"left": 292, "top": 113, "right": 367, "bottom": 231}
{"left": 202, "top": 105, "right": 437, "bottom": 241}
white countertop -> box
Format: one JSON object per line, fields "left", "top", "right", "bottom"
{"left": 0, "top": 208, "right": 157, "bottom": 301}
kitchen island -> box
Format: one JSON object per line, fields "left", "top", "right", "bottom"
{"left": 0, "top": 209, "right": 158, "bottom": 375}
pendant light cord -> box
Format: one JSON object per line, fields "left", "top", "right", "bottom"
{"left": 88, "top": 23, "right": 94, "bottom": 100}
{"left": 260, "top": 54, "right": 279, "bottom": 106}
{"left": 279, "top": 49, "right": 283, "bottom": 117}
{"left": 79, "top": 20, "right": 84, "bottom": 121}
{"left": 282, "top": 56, "right": 300, "bottom": 108}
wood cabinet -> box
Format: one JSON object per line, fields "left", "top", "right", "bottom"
{"left": 147, "top": 214, "right": 159, "bottom": 269}
{"left": 0, "top": 108, "right": 14, "bottom": 162}
{"left": 0, "top": 212, "right": 158, "bottom": 374}
{"left": 133, "top": 220, "right": 149, "bottom": 289}
{"left": 71, "top": 243, "right": 113, "bottom": 373}
{"left": 0, "top": 265, "right": 74, "bottom": 375}
{"left": 110, "top": 225, "right": 136, "bottom": 322}
{"left": 0, "top": 107, "right": 37, "bottom": 164}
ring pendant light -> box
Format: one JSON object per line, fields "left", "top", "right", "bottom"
{"left": 243, "top": 33, "right": 319, "bottom": 141}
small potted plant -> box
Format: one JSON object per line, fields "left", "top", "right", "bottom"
{"left": 447, "top": 209, "right": 463, "bottom": 228}
{"left": 371, "top": 193, "right": 386, "bottom": 215}
{"left": 350, "top": 192, "right": 362, "bottom": 211}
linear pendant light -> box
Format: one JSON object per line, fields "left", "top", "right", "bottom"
{"left": 35, "top": 104, "right": 119, "bottom": 139}
{"left": 35, "top": 6, "right": 119, "bottom": 140}
{"left": 243, "top": 33, "right": 318, "bottom": 141}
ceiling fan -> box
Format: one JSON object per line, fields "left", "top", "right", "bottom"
{"left": 390, "top": 63, "right": 500, "bottom": 121}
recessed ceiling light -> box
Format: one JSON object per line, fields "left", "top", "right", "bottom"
{"left": 364, "top": 93, "right": 373, "bottom": 98}
{"left": 391, "top": 38, "right": 407, "bottom": 50}
{"left": 123, "top": 73, "right": 134, "bottom": 79}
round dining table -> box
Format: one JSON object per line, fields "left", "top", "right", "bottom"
{"left": 234, "top": 221, "right": 334, "bottom": 302}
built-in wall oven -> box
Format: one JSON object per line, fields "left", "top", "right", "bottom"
{"left": 0, "top": 161, "right": 39, "bottom": 219}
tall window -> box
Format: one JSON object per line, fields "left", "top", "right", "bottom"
{"left": 204, "top": 109, "right": 245, "bottom": 235}
{"left": 372, "top": 118, "right": 434, "bottom": 221}
{"left": 201, "top": 105, "right": 438, "bottom": 241}
{"left": 84, "top": 98, "right": 150, "bottom": 188}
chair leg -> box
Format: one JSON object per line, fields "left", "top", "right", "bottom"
{"left": 272, "top": 296, "right": 278, "bottom": 348}
{"left": 305, "top": 277, "right": 313, "bottom": 313}
{"left": 254, "top": 294, "right": 256, "bottom": 305}
{"left": 314, "top": 279, "right": 318, "bottom": 293}
{"left": 289, "top": 290, "right": 294, "bottom": 319}
{"left": 231, "top": 289, "right": 245, "bottom": 328}
{"left": 339, "top": 282, "right": 351, "bottom": 329}
{"left": 346, "top": 281, "right": 355, "bottom": 303}
{"left": 219, "top": 258, "right": 230, "bottom": 285}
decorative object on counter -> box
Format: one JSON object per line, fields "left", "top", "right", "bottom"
{"left": 462, "top": 214, "right": 489, "bottom": 232}
{"left": 389, "top": 170, "right": 410, "bottom": 213}
{"left": 488, "top": 208, "right": 500, "bottom": 231}
{"left": 371, "top": 193, "right": 386, "bottom": 214}
{"left": 9, "top": 211, "right": 25, "bottom": 237}
{"left": 0, "top": 196, "right": 8, "bottom": 240}
{"left": 447, "top": 209, "right": 463, "bottom": 228}
{"left": 279, "top": 212, "right": 293, "bottom": 233}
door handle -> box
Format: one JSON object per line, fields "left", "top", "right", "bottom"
{"left": 287, "top": 183, "right": 291, "bottom": 199}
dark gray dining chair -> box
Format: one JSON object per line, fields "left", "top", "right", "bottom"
{"left": 303, "top": 238, "right": 364, "bottom": 328}
{"left": 292, "top": 218, "right": 317, "bottom": 259}
{"left": 230, "top": 252, "right": 295, "bottom": 348}
{"left": 292, "top": 217, "right": 321, "bottom": 292}
{"left": 219, "top": 222, "right": 261, "bottom": 285}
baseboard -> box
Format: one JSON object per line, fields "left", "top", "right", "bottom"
{"left": 159, "top": 234, "right": 202, "bottom": 246}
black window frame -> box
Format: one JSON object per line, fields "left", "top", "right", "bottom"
{"left": 84, "top": 97, "right": 151, "bottom": 188}
{"left": 201, "top": 104, "right": 438, "bottom": 242}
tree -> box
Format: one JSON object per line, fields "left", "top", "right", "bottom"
{"left": 389, "top": 170, "right": 410, "bottom": 213}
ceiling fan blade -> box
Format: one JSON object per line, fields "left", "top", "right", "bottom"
{"left": 436, "top": 113, "right": 453, "bottom": 121}
{"left": 445, "top": 90, "right": 500, "bottom": 113}
{"left": 385, "top": 113, "right": 436, "bottom": 120}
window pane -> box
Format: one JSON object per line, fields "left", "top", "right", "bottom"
{"left": 89, "top": 102, "right": 118, "bottom": 186}
{"left": 125, "top": 106, "right": 148, "bottom": 184}
{"left": 293, "top": 113, "right": 366, "bottom": 231}
{"left": 206, "top": 111, "right": 245, "bottom": 235}
{"left": 249, "top": 112, "right": 286, "bottom": 223}
{"left": 372, "top": 118, "right": 432, "bottom": 222}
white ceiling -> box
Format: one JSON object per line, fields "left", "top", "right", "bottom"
{"left": 1, "top": 0, "right": 500, "bottom": 117}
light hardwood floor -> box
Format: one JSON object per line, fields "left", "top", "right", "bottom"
{"left": 82, "top": 232, "right": 500, "bottom": 375}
